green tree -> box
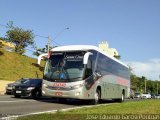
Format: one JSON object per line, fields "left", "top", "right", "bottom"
{"left": 130, "top": 74, "right": 138, "bottom": 91}
{"left": 114, "top": 55, "right": 121, "bottom": 59}
{"left": 136, "top": 77, "right": 144, "bottom": 93}
{"left": 0, "top": 41, "right": 3, "bottom": 48}
{"left": 0, "top": 37, "right": 9, "bottom": 41}
{"left": 147, "top": 80, "right": 155, "bottom": 94}
{"left": 6, "top": 26, "right": 34, "bottom": 54}
{"left": 33, "top": 45, "right": 57, "bottom": 57}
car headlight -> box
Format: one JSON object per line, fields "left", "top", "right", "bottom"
{"left": 27, "top": 87, "right": 35, "bottom": 90}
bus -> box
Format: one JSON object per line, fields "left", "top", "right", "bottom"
{"left": 38, "top": 45, "right": 130, "bottom": 104}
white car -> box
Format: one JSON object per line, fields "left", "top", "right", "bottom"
{"left": 155, "top": 94, "right": 160, "bottom": 99}
{"left": 141, "top": 93, "right": 151, "bottom": 99}
{"left": 134, "top": 93, "right": 141, "bottom": 98}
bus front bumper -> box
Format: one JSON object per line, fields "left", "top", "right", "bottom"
{"left": 42, "top": 86, "right": 89, "bottom": 99}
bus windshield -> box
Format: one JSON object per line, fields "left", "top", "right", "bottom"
{"left": 43, "top": 51, "right": 86, "bottom": 82}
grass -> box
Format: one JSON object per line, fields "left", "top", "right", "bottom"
{"left": 0, "top": 48, "right": 45, "bottom": 81}
{"left": 17, "top": 99, "right": 160, "bottom": 120}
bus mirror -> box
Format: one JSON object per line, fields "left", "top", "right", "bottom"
{"left": 37, "top": 53, "right": 48, "bottom": 65}
{"left": 83, "top": 52, "right": 93, "bottom": 64}
{"left": 96, "top": 72, "right": 102, "bottom": 78}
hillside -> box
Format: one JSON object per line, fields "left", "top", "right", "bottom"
{"left": 0, "top": 48, "right": 45, "bottom": 81}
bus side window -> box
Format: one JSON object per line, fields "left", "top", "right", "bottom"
{"left": 85, "top": 56, "right": 93, "bottom": 78}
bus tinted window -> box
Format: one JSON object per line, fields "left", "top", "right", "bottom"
{"left": 97, "top": 53, "right": 129, "bottom": 80}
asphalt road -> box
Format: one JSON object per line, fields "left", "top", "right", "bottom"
{"left": 0, "top": 95, "right": 87, "bottom": 119}
{"left": 0, "top": 95, "right": 140, "bottom": 119}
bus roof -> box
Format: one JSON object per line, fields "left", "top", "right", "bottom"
{"left": 50, "top": 45, "right": 128, "bottom": 68}
{"left": 50, "top": 45, "right": 98, "bottom": 52}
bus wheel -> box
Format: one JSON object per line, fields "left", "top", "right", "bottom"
{"left": 119, "top": 92, "right": 125, "bottom": 102}
{"left": 91, "top": 89, "right": 100, "bottom": 105}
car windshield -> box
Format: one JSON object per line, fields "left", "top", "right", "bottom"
{"left": 22, "top": 79, "right": 41, "bottom": 85}
{"left": 15, "top": 79, "right": 27, "bottom": 84}
{"left": 43, "top": 51, "right": 85, "bottom": 82}
{"left": 23, "top": 79, "right": 32, "bottom": 85}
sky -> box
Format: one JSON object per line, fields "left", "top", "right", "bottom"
{"left": 0, "top": 0, "right": 160, "bottom": 80}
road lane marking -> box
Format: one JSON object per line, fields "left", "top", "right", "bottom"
{"left": 0, "top": 99, "right": 56, "bottom": 103}
{"left": 0, "top": 100, "right": 36, "bottom": 103}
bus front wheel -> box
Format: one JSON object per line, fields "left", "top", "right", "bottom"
{"left": 91, "top": 89, "right": 101, "bottom": 105}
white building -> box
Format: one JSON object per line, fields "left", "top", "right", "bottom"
{"left": 98, "top": 41, "right": 119, "bottom": 57}
{"left": 0, "top": 40, "right": 15, "bottom": 48}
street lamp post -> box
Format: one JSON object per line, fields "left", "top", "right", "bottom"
{"left": 50, "top": 27, "right": 69, "bottom": 45}
{"left": 47, "top": 35, "right": 50, "bottom": 57}
{"left": 157, "top": 82, "right": 158, "bottom": 95}
{"left": 145, "top": 78, "right": 146, "bottom": 93}
{"left": 47, "top": 27, "right": 69, "bottom": 57}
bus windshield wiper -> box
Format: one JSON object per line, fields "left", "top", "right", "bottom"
{"left": 69, "top": 77, "right": 82, "bottom": 80}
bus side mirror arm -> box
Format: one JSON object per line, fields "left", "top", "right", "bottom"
{"left": 83, "top": 52, "right": 93, "bottom": 64}
{"left": 37, "top": 53, "right": 48, "bottom": 65}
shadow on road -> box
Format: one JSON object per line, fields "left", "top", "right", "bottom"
{"left": 10, "top": 95, "right": 116, "bottom": 106}
{"left": 36, "top": 97, "right": 116, "bottom": 106}
{"left": 9, "top": 95, "right": 139, "bottom": 106}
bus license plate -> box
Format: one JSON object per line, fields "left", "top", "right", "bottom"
{"left": 55, "top": 92, "right": 62, "bottom": 96}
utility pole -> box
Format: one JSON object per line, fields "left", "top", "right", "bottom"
{"left": 157, "top": 75, "right": 160, "bottom": 95}
{"left": 145, "top": 79, "right": 146, "bottom": 93}
{"left": 47, "top": 35, "right": 50, "bottom": 58}
{"left": 157, "top": 82, "right": 158, "bottom": 95}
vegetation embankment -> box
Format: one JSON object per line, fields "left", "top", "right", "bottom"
{"left": 0, "top": 48, "right": 44, "bottom": 81}
{"left": 130, "top": 75, "right": 160, "bottom": 94}
{"left": 17, "top": 100, "right": 160, "bottom": 120}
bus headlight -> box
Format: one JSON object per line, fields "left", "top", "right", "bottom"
{"left": 75, "top": 92, "right": 80, "bottom": 96}
{"left": 43, "top": 83, "right": 47, "bottom": 87}
{"left": 72, "top": 84, "right": 83, "bottom": 89}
